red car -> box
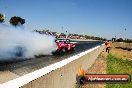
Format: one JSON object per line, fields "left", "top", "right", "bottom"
{"left": 53, "top": 39, "right": 76, "bottom": 54}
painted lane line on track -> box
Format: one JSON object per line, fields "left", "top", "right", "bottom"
{"left": 0, "top": 44, "right": 104, "bottom": 88}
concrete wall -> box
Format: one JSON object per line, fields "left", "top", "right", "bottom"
{"left": 21, "top": 44, "right": 104, "bottom": 88}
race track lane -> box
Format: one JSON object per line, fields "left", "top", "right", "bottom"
{"left": 0, "top": 41, "right": 103, "bottom": 76}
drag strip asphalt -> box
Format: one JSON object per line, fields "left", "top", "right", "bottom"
{"left": 0, "top": 41, "right": 103, "bottom": 76}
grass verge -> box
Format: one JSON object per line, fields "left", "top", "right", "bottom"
{"left": 106, "top": 54, "right": 132, "bottom": 88}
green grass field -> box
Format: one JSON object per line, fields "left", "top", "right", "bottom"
{"left": 106, "top": 54, "right": 132, "bottom": 88}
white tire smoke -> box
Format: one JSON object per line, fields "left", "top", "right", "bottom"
{"left": 0, "top": 24, "right": 57, "bottom": 60}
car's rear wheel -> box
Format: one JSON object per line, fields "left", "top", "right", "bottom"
{"left": 62, "top": 48, "right": 66, "bottom": 52}
{"left": 59, "top": 48, "right": 66, "bottom": 55}
{"left": 71, "top": 47, "right": 75, "bottom": 51}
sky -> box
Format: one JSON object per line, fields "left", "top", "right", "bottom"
{"left": 0, "top": 0, "right": 132, "bottom": 39}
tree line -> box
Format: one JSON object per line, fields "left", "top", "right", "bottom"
{"left": 67, "top": 33, "right": 106, "bottom": 40}
{"left": 116, "top": 38, "right": 132, "bottom": 43}
{"left": 0, "top": 13, "right": 25, "bottom": 26}
{"left": 74, "top": 34, "right": 106, "bottom": 40}
{"left": 84, "top": 35, "right": 106, "bottom": 40}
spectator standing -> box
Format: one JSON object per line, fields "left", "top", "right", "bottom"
{"left": 105, "top": 41, "right": 110, "bottom": 53}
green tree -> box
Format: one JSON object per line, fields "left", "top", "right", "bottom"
{"left": 84, "top": 35, "right": 90, "bottom": 39}
{"left": 116, "top": 38, "right": 123, "bottom": 42}
{"left": 9, "top": 16, "right": 25, "bottom": 26}
{"left": 0, "top": 13, "right": 5, "bottom": 23}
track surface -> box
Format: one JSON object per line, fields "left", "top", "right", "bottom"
{"left": 0, "top": 41, "right": 103, "bottom": 76}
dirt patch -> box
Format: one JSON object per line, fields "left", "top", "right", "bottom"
{"left": 113, "top": 42, "right": 132, "bottom": 49}
{"left": 110, "top": 42, "right": 132, "bottom": 60}
{"left": 81, "top": 51, "right": 108, "bottom": 88}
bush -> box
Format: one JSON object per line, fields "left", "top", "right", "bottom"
{"left": 0, "top": 13, "right": 4, "bottom": 23}
{"left": 9, "top": 16, "right": 25, "bottom": 26}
